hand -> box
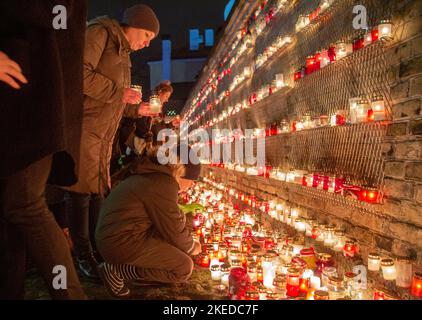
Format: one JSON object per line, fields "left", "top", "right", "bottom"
{"left": 123, "top": 88, "right": 142, "bottom": 104}
{"left": 0, "top": 51, "right": 28, "bottom": 89}
{"left": 190, "top": 241, "right": 202, "bottom": 256}
{"left": 138, "top": 102, "right": 161, "bottom": 117}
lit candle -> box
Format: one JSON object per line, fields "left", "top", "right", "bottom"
{"left": 320, "top": 49, "right": 330, "bottom": 68}
{"left": 335, "top": 41, "right": 352, "bottom": 60}
{"left": 220, "top": 264, "right": 230, "bottom": 286}
{"left": 210, "top": 264, "right": 221, "bottom": 281}
{"left": 370, "top": 95, "right": 386, "bottom": 121}
{"left": 275, "top": 73, "right": 284, "bottom": 88}
{"left": 395, "top": 257, "right": 413, "bottom": 288}
{"left": 262, "top": 255, "right": 275, "bottom": 289}
{"left": 343, "top": 239, "right": 358, "bottom": 258}
{"left": 247, "top": 264, "right": 258, "bottom": 283}
{"left": 286, "top": 268, "right": 301, "bottom": 297}
{"left": 368, "top": 253, "right": 381, "bottom": 271}
{"left": 378, "top": 20, "right": 393, "bottom": 39}
{"left": 310, "top": 276, "right": 321, "bottom": 289}
{"left": 381, "top": 258, "right": 397, "bottom": 281}
{"left": 333, "top": 230, "right": 345, "bottom": 252}
{"left": 411, "top": 273, "right": 422, "bottom": 297}
{"left": 149, "top": 95, "right": 162, "bottom": 114}
{"left": 324, "top": 225, "right": 336, "bottom": 247}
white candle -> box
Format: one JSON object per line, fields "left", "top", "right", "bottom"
{"left": 396, "top": 257, "right": 413, "bottom": 288}
{"left": 368, "top": 253, "right": 381, "bottom": 271}
{"left": 381, "top": 258, "right": 397, "bottom": 281}
{"left": 310, "top": 276, "right": 321, "bottom": 289}
{"left": 210, "top": 265, "right": 221, "bottom": 281}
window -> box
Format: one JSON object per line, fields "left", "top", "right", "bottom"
{"left": 205, "top": 29, "right": 214, "bottom": 47}
{"left": 189, "top": 29, "right": 203, "bottom": 51}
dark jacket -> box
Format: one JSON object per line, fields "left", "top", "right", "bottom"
{"left": 0, "top": 1, "right": 86, "bottom": 185}
{"left": 95, "top": 156, "right": 195, "bottom": 265}
{"left": 68, "top": 16, "right": 131, "bottom": 195}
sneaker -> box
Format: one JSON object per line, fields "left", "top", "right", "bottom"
{"left": 97, "top": 263, "right": 131, "bottom": 299}
{"left": 76, "top": 253, "right": 100, "bottom": 280}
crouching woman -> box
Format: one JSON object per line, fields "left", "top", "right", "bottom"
{"left": 95, "top": 145, "right": 202, "bottom": 298}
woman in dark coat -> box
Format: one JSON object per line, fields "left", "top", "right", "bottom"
{"left": 96, "top": 145, "right": 202, "bottom": 298}
{"left": 63, "top": 5, "right": 160, "bottom": 279}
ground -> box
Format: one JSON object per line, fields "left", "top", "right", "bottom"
{"left": 24, "top": 266, "right": 227, "bottom": 300}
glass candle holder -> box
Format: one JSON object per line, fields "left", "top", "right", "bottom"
{"left": 395, "top": 257, "right": 413, "bottom": 288}
{"left": 368, "top": 252, "right": 381, "bottom": 271}
{"left": 343, "top": 239, "right": 358, "bottom": 258}
{"left": 245, "top": 290, "right": 260, "bottom": 301}
{"left": 327, "top": 276, "right": 346, "bottom": 300}
{"left": 149, "top": 95, "right": 162, "bottom": 114}
{"left": 286, "top": 268, "right": 301, "bottom": 297}
{"left": 381, "top": 258, "right": 397, "bottom": 281}
{"left": 356, "top": 98, "right": 370, "bottom": 122}
{"left": 221, "top": 263, "right": 231, "bottom": 286}
{"left": 370, "top": 95, "right": 386, "bottom": 121}
{"left": 300, "top": 248, "right": 317, "bottom": 270}
{"left": 378, "top": 20, "right": 393, "bottom": 39}
{"left": 324, "top": 225, "right": 336, "bottom": 247}
{"left": 211, "top": 264, "right": 222, "bottom": 281}
{"left": 314, "top": 290, "right": 329, "bottom": 300}
{"left": 333, "top": 230, "right": 346, "bottom": 252}
{"left": 411, "top": 273, "right": 422, "bottom": 297}
{"left": 321, "top": 267, "right": 337, "bottom": 288}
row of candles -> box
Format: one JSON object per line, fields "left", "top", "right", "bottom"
{"left": 184, "top": 0, "right": 335, "bottom": 124}
{"left": 185, "top": 0, "right": 289, "bottom": 121}
{"left": 294, "top": 21, "right": 393, "bottom": 82}
{"left": 191, "top": 179, "right": 422, "bottom": 299}
{"left": 206, "top": 162, "right": 381, "bottom": 204}
{"left": 185, "top": 17, "right": 393, "bottom": 128}
{"left": 295, "top": 0, "right": 336, "bottom": 33}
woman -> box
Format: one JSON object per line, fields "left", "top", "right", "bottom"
{"left": 96, "top": 145, "right": 202, "bottom": 298}
{"left": 65, "top": 4, "right": 160, "bottom": 280}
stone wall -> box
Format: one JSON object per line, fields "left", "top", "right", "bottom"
{"left": 183, "top": 0, "right": 422, "bottom": 297}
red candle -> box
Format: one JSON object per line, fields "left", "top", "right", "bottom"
{"left": 353, "top": 36, "right": 365, "bottom": 51}
{"left": 312, "top": 174, "right": 321, "bottom": 188}
{"left": 305, "top": 55, "right": 315, "bottom": 75}
{"left": 314, "top": 51, "right": 321, "bottom": 71}
{"left": 287, "top": 268, "right": 301, "bottom": 297}
{"left": 299, "top": 278, "right": 310, "bottom": 294}
{"left": 343, "top": 239, "right": 358, "bottom": 258}
{"left": 328, "top": 45, "right": 336, "bottom": 62}
{"left": 411, "top": 273, "right": 422, "bottom": 297}
{"left": 200, "top": 254, "right": 210, "bottom": 268}
{"left": 371, "top": 28, "right": 379, "bottom": 42}
{"left": 323, "top": 176, "right": 330, "bottom": 191}
{"left": 367, "top": 108, "right": 375, "bottom": 122}
{"left": 294, "top": 69, "right": 302, "bottom": 81}
{"left": 373, "top": 290, "right": 385, "bottom": 300}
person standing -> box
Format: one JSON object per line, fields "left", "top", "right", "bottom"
{"left": 0, "top": 1, "right": 87, "bottom": 299}
{"left": 64, "top": 4, "right": 160, "bottom": 280}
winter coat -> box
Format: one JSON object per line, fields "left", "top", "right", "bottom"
{"left": 0, "top": 1, "right": 86, "bottom": 186}
{"left": 95, "top": 156, "right": 195, "bottom": 265}
{"left": 67, "top": 16, "right": 131, "bottom": 195}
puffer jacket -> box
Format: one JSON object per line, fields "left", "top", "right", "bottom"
{"left": 95, "top": 156, "right": 195, "bottom": 265}
{"left": 68, "top": 16, "right": 131, "bottom": 195}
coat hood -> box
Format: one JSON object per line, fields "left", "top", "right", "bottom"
{"left": 129, "top": 156, "right": 175, "bottom": 180}
{"left": 88, "top": 16, "right": 131, "bottom": 54}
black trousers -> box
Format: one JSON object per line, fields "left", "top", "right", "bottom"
{"left": 0, "top": 155, "right": 85, "bottom": 299}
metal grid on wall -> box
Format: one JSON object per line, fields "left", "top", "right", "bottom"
{"left": 203, "top": 0, "right": 399, "bottom": 190}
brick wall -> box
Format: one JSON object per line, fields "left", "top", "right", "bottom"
{"left": 183, "top": 0, "right": 422, "bottom": 298}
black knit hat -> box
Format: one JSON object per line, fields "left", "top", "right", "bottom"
{"left": 122, "top": 4, "right": 160, "bottom": 36}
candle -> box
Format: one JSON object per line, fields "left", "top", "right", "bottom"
{"left": 381, "top": 258, "right": 397, "bottom": 281}
{"left": 321, "top": 267, "right": 337, "bottom": 287}
{"left": 343, "top": 239, "right": 358, "bottom": 258}
{"left": 411, "top": 273, "right": 422, "bottom": 297}
{"left": 368, "top": 253, "right": 381, "bottom": 271}
{"left": 262, "top": 255, "right": 275, "bottom": 289}
{"left": 370, "top": 95, "right": 386, "bottom": 121}
{"left": 149, "top": 95, "right": 162, "bottom": 114}
{"left": 211, "top": 264, "right": 221, "bottom": 281}
{"left": 220, "top": 264, "right": 230, "bottom": 286}
{"left": 286, "top": 268, "right": 301, "bottom": 297}
{"left": 378, "top": 20, "right": 393, "bottom": 39}
{"left": 314, "top": 290, "right": 329, "bottom": 300}
{"left": 333, "top": 230, "right": 345, "bottom": 252}
{"left": 247, "top": 264, "right": 258, "bottom": 283}
{"left": 310, "top": 276, "right": 321, "bottom": 289}
{"left": 335, "top": 41, "right": 352, "bottom": 60}
{"left": 324, "top": 225, "right": 336, "bottom": 247}
{"left": 395, "top": 257, "right": 413, "bottom": 288}
{"left": 275, "top": 73, "right": 284, "bottom": 88}
{"left": 320, "top": 49, "right": 331, "bottom": 68}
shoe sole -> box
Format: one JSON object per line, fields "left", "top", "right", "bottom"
{"left": 97, "top": 264, "right": 131, "bottom": 300}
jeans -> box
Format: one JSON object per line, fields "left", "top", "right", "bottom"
{"left": 0, "top": 155, "right": 85, "bottom": 299}
{"left": 65, "top": 191, "right": 103, "bottom": 258}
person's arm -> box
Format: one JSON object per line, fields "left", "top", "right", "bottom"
{"left": 83, "top": 25, "right": 125, "bottom": 104}
{"left": 142, "top": 179, "right": 196, "bottom": 255}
